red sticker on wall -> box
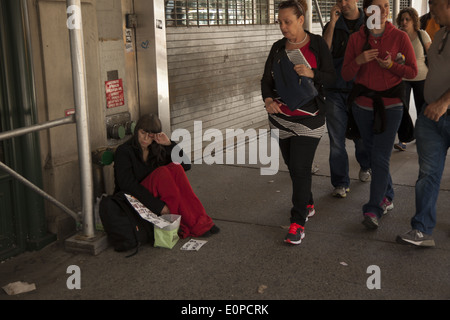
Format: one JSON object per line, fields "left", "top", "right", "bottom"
{"left": 105, "top": 79, "right": 125, "bottom": 109}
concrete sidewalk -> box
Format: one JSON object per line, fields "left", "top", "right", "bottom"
{"left": 1, "top": 133, "right": 450, "bottom": 301}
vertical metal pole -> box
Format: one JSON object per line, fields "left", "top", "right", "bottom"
{"left": 135, "top": 0, "right": 171, "bottom": 131}
{"left": 392, "top": 0, "right": 400, "bottom": 24}
{"left": 19, "top": 0, "right": 53, "bottom": 249}
{"left": 304, "top": 0, "right": 312, "bottom": 31}
{"left": 313, "top": 0, "right": 325, "bottom": 30}
{"left": 66, "top": 0, "right": 94, "bottom": 238}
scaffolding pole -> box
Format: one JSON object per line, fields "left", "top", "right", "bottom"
{"left": 0, "top": 115, "right": 75, "bottom": 141}
{"left": 312, "top": 0, "right": 325, "bottom": 30}
{"left": 66, "top": 0, "right": 94, "bottom": 239}
{"left": 0, "top": 160, "right": 79, "bottom": 221}
{"left": 0, "top": 115, "right": 79, "bottom": 221}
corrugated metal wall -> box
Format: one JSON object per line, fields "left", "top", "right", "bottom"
{"left": 166, "top": 25, "right": 281, "bottom": 135}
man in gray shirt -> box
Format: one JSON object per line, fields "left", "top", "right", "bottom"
{"left": 397, "top": 0, "right": 450, "bottom": 247}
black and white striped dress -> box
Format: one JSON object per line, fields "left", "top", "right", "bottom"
{"left": 268, "top": 110, "right": 325, "bottom": 140}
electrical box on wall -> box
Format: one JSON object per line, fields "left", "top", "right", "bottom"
{"left": 126, "top": 14, "right": 138, "bottom": 28}
{"left": 106, "top": 112, "right": 135, "bottom": 145}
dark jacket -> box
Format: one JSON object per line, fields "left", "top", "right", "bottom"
{"left": 261, "top": 31, "right": 336, "bottom": 110}
{"left": 113, "top": 138, "right": 191, "bottom": 214}
{"left": 323, "top": 8, "right": 365, "bottom": 91}
{"left": 348, "top": 82, "right": 414, "bottom": 143}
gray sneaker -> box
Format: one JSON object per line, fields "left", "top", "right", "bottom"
{"left": 396, "top": 229, "right": 435, "bottom": 247}
{"left": 359, "top": 168, "right": 372, "bottom": 182}
{"left": 332, "top": 186, "right": 350, "bottom": 198}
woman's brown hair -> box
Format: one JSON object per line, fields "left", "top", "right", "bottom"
{"left": 278, "top": 0, "right": 308, "bottom": 18}
{"left": 396, "top": 7, "right": 420, "bottom": 31}
{"left": 133, "top": 114, "right": 167, "bottom": 168}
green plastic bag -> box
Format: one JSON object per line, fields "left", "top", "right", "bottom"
{"left": 154, "top": 214, "right": 181, "bottom": 249}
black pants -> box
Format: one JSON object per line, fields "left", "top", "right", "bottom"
{"left": 404, "top": 80, "right": 425, "bottom": 116}
{"left": 279, "top": 135, "right": 321, "bottom": 226}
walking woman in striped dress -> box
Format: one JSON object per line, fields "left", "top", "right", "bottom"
{"left": 261, "top": 0, "right": 336, "bottom": 244}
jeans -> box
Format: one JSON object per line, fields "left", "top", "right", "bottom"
{"left": 411, "top": 111, "right": 450, "bottom": 235}
{"left": 326, "top": 92, "right": 370, "bottom": 188}
{"left": 352, "top": 104, "right": 403, "bottom": 218}
{"left": 279, "top": 136, "right": 320, "bottom": 226}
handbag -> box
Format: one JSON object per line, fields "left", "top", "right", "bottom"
{"left": 417, "top": 31, "right": 428, "bottom": 67}
{"left": 272, "top": 53, "right": 318, "bottom": 111}
{"left": 154, "top": 214, "right": 181, "bottom": 249}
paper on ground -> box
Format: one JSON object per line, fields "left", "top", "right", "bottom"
{"left": 181, "top": 239, "right": 207, "bottom": 251}
{"left": 2, "top": 281, "right": 36, "bottom": 295}
{"left": 125, "top": 194, "right": 172, "bottom": 229}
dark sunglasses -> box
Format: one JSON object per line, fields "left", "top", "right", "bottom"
{"left": 140, "top": 129, "right": 161, "bottom": 135}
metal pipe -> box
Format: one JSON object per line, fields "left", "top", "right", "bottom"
{"left": 0, "top": 160, "right": 80, "bottom": 221}
{"left": 392, "top": 0, "right": 400, "bottom": 25}
{"left": 313, "top": 0, "right": 325, "bottom": 30}
{"left": 0, "top": 115, "right": 75, "bottom": 141}
{"left": 304, "top": 0, "right": 313, "bottom": 31}
{"left": 66, "top": 0, "right": 95, "bottom": 238}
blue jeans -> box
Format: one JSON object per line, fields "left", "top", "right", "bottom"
{"left": 352, "top": 104, "right": 403, "bottom": 218}
{"left": 411, "top": 111, "right": 450, "bottom": 235}
{"left": 326, "top": 92, "right": 370, "bottom": 188}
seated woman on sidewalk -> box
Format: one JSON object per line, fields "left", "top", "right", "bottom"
{"left": 114, "top": 114, "right": 219, "bottom": 238}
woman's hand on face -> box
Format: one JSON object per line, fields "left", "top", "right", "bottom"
{"left": 294, "top": 64, "right": 314, "bottom": 78}
{"left": 154, "top": 132, "right": 171, "bottom": 146}
{"left": 355, "top": 49, "right": 379, "bottom": 65}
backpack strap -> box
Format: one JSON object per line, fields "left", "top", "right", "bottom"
{"left": 417, "top": 30, "right": 428, "bottom": 66}
{"left": 112, "top": 192, "right": 142, "bottom": 258}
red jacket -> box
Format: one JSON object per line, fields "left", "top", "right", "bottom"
{"left": 342, "top": 22, "right": 418, "bottom": 108}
